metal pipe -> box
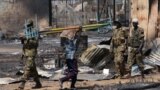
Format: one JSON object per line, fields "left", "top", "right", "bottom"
{"left": 125, "top": 0, "right": 127, "bottom": 26}
{"left": 82, "top": 0, "right": 84, "bottom": 25}
{"left": 97, "top": 0, "right": 100, "bottom": 22}
{"left": 49, "top": 0, "right": 52, "bottom": 26}
{"left": 113, "top": 0, "right": 116, "bottom": 21}
{"left": 65, "top": 0, "right": 67, "bottom": 26}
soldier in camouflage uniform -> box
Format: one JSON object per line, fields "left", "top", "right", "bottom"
{"left": 124, "top": 18, "right": 144, "bottom": 78}
{"left": 18, "top": 20, "right": 42, "bottom": 90}
{"left": 110, "top": 21, "right": 127, "bottom": 78}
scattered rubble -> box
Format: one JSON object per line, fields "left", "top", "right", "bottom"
{"left": 0, "top": 78, "right": 18, "bottom": 85}
{"left": 131, "top": 64, "right": 154, "bottom": 76}
{"left": 0, "top": 37, "right": 160, "bottom": 90}
{"left": 143, "top": 38, "right": 160, "bottom": 67}
{"left": 91, "top": 82, "right": 160, "bottom": 90}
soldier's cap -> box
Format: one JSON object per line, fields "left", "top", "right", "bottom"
{"left": 132, "top": 18, "right": 138, "bottom": 23}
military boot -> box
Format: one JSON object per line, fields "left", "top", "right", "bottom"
{"left": 18, "top": 81, "right": 26, "bottom": 90}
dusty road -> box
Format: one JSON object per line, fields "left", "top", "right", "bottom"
{"left": 0, "top": 74, "right": 160, "bottom": 90}
{"left": 0, "top": 39, "right": 160, "bottom": 90}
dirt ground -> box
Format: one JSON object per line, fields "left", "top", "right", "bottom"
{"left": 0, "top": 74, "right": 160, "bottom": 90}
{"left": 0, "top": 40, "right": 160, "bottom": 90}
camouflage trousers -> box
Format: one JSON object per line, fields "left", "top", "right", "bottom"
{"left": 127, "top": 47, "right": 144, "bottom": 73}
{"left": 21, "top": 56, "right": 40, "bottom": 82}
{"left": 114, "top": 51, "right": 125, "bottom": 77}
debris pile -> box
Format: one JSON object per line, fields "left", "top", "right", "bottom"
{"left": 144, "top": 38, "right": 160, "bottom": 67}
{"left": 91, "top": 82, "right": 160, "bottom": 90}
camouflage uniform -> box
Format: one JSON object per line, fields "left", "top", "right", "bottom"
{"left": 19, "top": 20, "right": 41, "bottom": 89}
{"left": 110, "top": 27, "right": 127, "bottom": 78}
{"left": 127, "top": 27, "right": 144, "bottom": 76}
{"left": 21, "top": 38, "right": 39, "bottom": 80}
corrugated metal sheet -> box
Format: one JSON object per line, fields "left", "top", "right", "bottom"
{"left": 80, "top": 45, "right": 110, "bottom": 69}
{"left": 144, "top": 52, "right": 160, "bottom": 66}
{"left": 144, "top": 38, "right": 160, "bottom": 66}
{"left": 144, "top": 48, "right": 160, "bottom": 66}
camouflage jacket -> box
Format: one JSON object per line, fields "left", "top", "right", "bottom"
{"left": 128, "top": 27, "right": 144, "bottom": 48}
{"left": 22, "top": 38, "right": 39, "bottom": 57}
{"left": 110, "top": 28, "right": 127, "bottom": 53}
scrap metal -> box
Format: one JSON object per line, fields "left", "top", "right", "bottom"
{"left": 80, "top": 45, "right": 110, "bottom": 69}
